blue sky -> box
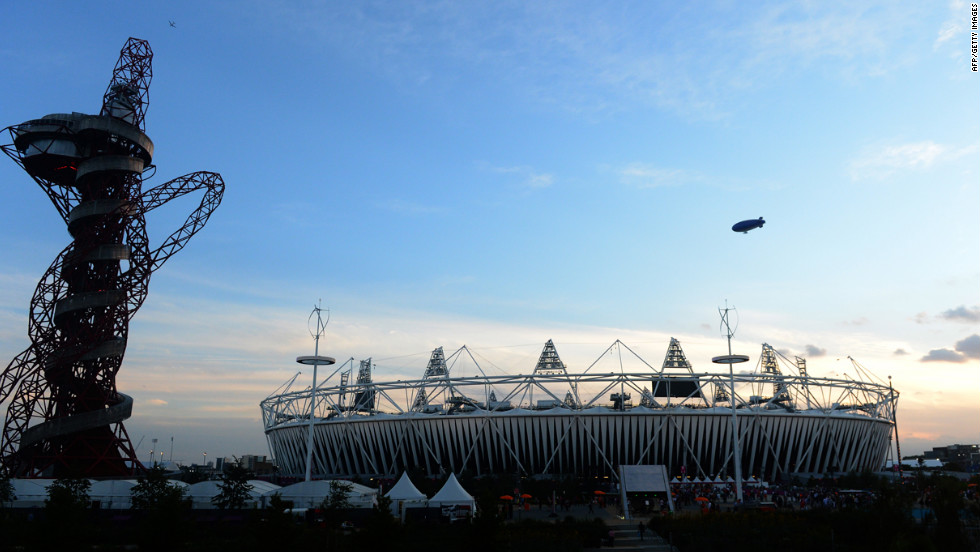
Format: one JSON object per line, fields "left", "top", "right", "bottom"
{"left": 1, "top": 1, "right": 977, "bottom": 465}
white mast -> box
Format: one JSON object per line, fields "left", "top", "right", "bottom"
{"left": 297, "top": 302, "right": 335, "bottom": 482}
{"left": 711, "top": 302, "right": 748, "bottom": 503}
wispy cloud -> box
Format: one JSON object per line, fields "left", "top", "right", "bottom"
{"left": 375, "top": 198, "right": 445, "bottom": 215}
{"left": 257, "top": 2, "right": 928, "bottom": 119}
{"left": 618, "top": 163, "right": 698, "bottom": 189}
{"left": 843, "top": 317, "right": 870, "bottom": 326}
{"left": 480, "top": 163, "right": 555, "bottom": 189}
{"left": 850, "top": 141, "right": 945, "bottom": 180}
{"left": 849, "top": 141, "right": 978, "bottom": 180}
{"left": 934, "top": 0, "right": 967, "bottom": 50}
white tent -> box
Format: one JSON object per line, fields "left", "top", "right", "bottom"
{"left": 9, "top": 479, "right": 54, "bottom": 508}
{"left": 91, "top": 478, "right": 187, "bottom": 509}
{"left": 385, "top": 472, "right": 427, "bottom": 502}
{"left": 89, "top": 479, "right": 138, "bottom": 509}
{"left": 249, "top": 480, "right": 282, "bottom": 507}
{"left": 265, "top": 480, "right": 377, "bottom": 509}
{"left": 428, "top": 473, "right": 475, "bottom": 517}
{"left": 187, "top": 479, "right": 282, "bottom": 509}
{"left": 384, "top": 472, "right": 427, "bottom": 516}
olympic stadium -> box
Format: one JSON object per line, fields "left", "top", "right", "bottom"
{"left": 261, "top": 338, "right": 899, "bottom": 482}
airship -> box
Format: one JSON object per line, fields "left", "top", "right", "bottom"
{"left": 732, "top": 217, "right": 765, "bottom": 233}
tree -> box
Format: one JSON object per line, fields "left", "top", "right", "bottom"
{"left": 44, "top": 476, "right": 91, "bottom": 533}
{"left": 0, "top": 469, "right": 13, "bottom": 507}
{"left": 212, "top": 464, "right": 254, "bottom": 509}
{"left": 929, "top": 474, "right": 967, "bottom": 550}
{"left": 323, "top": 480, "right": 352, "bottom": 510}
{"left": 45, "top": 477, "right": 90, "bottom": 513}
{"left": 131, "top": 465, "right": 188, "bottom": 510}
{"left": 319, "top": 480, "right": 353, "bottom": 528}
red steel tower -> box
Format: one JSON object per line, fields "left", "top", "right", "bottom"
{"left": 0, "top": 38, "right": 224, "bottom": 477}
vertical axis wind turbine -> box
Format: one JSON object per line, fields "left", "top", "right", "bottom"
{"left": 296, "top": 303, "right": 335, "bottom": 481}
{"left": 712, "top": 302, "right": 748, "bottom": 503}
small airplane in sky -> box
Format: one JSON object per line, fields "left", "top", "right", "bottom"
{"left": 732, "top": 217, "right": 765, "bottom": 233}
{"left": 169, "top": 20, "right": 176, "bottom": 28}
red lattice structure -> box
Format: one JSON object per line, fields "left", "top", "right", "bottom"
{"left": 0, "top": 38, "right": 225, "bottom": 477}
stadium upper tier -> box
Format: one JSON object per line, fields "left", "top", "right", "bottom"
{"left": 261, "top": 339, "right": 898, "bottom": 481}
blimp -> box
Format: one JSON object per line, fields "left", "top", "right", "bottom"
{"left": 732, "top": 217, "right": 765, "bottom": 233}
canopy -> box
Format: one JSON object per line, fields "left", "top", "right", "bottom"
{"left": 428, "top": 473, "right": 476, "bottom": 512}
{"left": 385, "top": 472, "right": 427, "bottom": 501}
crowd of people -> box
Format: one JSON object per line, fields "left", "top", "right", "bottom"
{"left": 653, "top": 481, "right": 880, "bottom": 514}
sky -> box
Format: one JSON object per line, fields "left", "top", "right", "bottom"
{"left": 0, "top": 1, "right": 977, "bottom": 466}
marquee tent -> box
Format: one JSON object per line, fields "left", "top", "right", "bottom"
{"left": 384, "top": 471, "right": 427, "bottom": 516}
{"left": 266, "top": 480, "right": 377, "bottom": 509}
{"left": 187, "top": 479, "right": 282, "bottom": 509}
{"left": 428, "top": 473, "right": 475, "bottom": 514}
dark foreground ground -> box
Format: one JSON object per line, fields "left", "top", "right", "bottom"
{"left": 3, "top": 470, "right": 978, "bottom": 552}
{"left": 1, "top": 501, "right": 976, "bottom": 552}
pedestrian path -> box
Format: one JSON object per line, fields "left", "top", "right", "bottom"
{"left": 511, "top": 503, "right": 677, "bottom": 551}
{"left": 585, "top": 517, "right": 676, "bottom": 552}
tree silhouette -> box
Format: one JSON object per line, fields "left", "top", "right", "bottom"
{"left": 0, "top": 469, "right": 13, "bottom": 507}
{"left": 44, "top": 476, "right": 93, "bottom": 546}
{"left": 131, "top": 465, "right": 188, "bottom": 510}
{"left": 212, "top": 464, "right": 254, "bottom": 509}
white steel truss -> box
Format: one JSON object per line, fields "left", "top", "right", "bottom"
{"left": 261, "top": 341, "right": 898, "bottom": 481}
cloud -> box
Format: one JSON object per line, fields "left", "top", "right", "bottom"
{"left": 618, "top": 163, "right": 700, "bottom": 189}
{"left": 481, "top": 163, "right": 554, "bottom": 189}
{"left": 849, "top": 141, "right": 947, "bottom": 180}
{"left": 939, "top": 305, "right": 980, "bottom": 323}
{"left": 146, "top": 399, "right": 169, "bottom": 406}
{"left": 934, "top": 0, "right": 967, "bottom": 50}
{"left": 955, "top": 334, "right": 980, "bottom": 359}
{"left": 526, "top": 173, "right": 554, "bottom": 188}
{"left": 893, "top": 348, "right": 909, "bottom": 356}
{"left": 376, "top": 199, "right": 444, "bottom": 215}
{"left": 920, "top": 348, "right": 967, "bottom": 363}
{"left": 266, "top": 3, "right": 925, "bottom": 120}
{"left": 804, "top": 345, "right": 827, "bottom": 357}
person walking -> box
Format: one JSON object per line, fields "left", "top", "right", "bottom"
{"left": 638, "top": 521, "right": 646, "bottom": 541}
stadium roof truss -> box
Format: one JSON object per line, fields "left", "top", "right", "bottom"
{"left": 262, "top": 340, "right": 898, "bottom": 482}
